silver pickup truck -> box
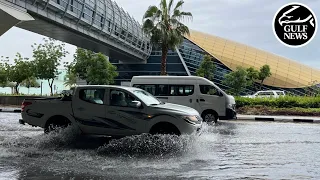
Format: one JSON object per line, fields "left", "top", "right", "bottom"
{"left": 19, "top": 85, "right": 202, "bottom": 137}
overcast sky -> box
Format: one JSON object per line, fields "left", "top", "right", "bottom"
{"left": 0, "top": 0, "right": 319, "bottom": 69}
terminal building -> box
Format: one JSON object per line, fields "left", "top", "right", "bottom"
{"left": 111, "top": 30, "right": 320, "bottom": 95}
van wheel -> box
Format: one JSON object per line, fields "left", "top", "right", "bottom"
{"left": 202, "top": 111, "right": 218, "bottom": 123}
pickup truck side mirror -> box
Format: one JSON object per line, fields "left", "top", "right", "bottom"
{"left": 129, "top": 100, "right": 142, "bottom": 108}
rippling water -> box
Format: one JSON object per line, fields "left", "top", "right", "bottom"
{"left": 1, "top": 113, "right": 320, "bottom": 180}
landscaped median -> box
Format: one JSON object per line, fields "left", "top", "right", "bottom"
{"left": 235, "top": 96, "right": 320, "bottom": 116}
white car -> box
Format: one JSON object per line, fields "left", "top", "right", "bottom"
{"left": 19, "top": 85, "right": 202, "bottom": 137}
{"left": 243, "top": 90, "right": 286, "bottom": 98}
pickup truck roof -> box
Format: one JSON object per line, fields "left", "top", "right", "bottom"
{"left": 75, "top": 85, "right": 142, "bottom": 92}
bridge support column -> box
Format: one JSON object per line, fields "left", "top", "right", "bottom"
{"left": 0, "top": 1, "right": 34, "bottom": 37}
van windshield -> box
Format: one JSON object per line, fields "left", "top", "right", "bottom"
{"left": 132, "top": 90, "right": 162, "bottom": 106}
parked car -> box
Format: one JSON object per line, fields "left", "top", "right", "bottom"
{"left": 130, "top": 76, "right": 237, "bottom": 123}
{"left": 242, "top": 90, "right": 286, "bottom": 98}
{"left": 19, "top": 85, "right": 202, "bottom": 137}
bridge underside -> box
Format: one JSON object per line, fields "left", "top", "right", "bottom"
{"left": 16, "top": 14, "right": 143, "bottom": 62}
{"left": 0, "top": 1, "right": 34, "bottom": 36}
{"left": 0, "top": 1, "right": 147, "bottom": 63}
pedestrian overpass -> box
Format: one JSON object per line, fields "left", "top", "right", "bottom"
{"left": 0, "top": 0, "right": 152, "bottom": 62}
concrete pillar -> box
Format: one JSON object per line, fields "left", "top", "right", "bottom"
{"left": 0, "top": 1, "right": 34, "bottom": 37}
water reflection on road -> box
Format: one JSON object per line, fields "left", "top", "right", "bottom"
{"left": 1, "top": 113, "right": 320, "bottom": 180}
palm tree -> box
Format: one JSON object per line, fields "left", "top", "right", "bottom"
{"left": 64, "top": 70, "right": 77, "bottom": 88}
{"left": 143, "top": 0, "right": 192, "bottom": 75}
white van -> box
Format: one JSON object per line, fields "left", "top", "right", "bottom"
{"left": 130, "top": 76, "right": 237, "bottom": 123}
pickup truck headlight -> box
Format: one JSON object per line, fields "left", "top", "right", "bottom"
{"left": 182, "top": 115, "right": 199, "bottom": 122}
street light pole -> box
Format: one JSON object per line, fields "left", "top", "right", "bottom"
{"left": 40, "top": 82, "right": 43, "bottom": 96}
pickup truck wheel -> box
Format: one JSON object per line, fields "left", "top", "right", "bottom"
{"left": 150, "top": 123, "right": 181, "bottom": 136}
{"left": 44, "top": 116, "right": 71, "bottom": 134}
{"left": 202, "top": 111, "right": 218, "bottom": 123}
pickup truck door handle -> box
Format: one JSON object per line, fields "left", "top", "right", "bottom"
{"left": 200, "top": 99, "right": 205, "bottom": 102}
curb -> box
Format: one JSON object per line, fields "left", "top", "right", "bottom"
{"left": 0, "top": 109, "right": 21, "bottom": 113}
{"left": 236, "top": 115, "right": 320, "bottom": 123}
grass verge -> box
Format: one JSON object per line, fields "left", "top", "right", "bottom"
{"left": 237, "top": 106, "right": 320, "bottom": 116}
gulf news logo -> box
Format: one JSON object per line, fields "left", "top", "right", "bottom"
{"left": 273, "top": 2, "right": 317, "bottom": 48}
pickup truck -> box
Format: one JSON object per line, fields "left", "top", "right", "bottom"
{"left": 19, "top": 85, "right": 203, "bottom": 137}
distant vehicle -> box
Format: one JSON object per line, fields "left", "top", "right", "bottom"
{"left": 242, "top": 90, "right": 286, "bottom": 98}
{"left": 19, "top": 85, "right": 202, "bottom": 137}
{"left": 130, "top": 76, "right": 237, "bottom": 123}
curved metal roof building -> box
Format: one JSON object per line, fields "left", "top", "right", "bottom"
{"left": 185, "top": 30, "right": 320, "bottom": 89}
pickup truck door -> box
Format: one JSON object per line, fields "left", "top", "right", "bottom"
{"left": 72, "top": 88, "right": 111, "bottom": 135}
{"left": 105, "top": 88, "right": 147, "bottom": 136}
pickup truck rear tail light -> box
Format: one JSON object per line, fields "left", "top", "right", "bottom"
{"left": 21, "top": 101, "right": 32, "bottom": 111}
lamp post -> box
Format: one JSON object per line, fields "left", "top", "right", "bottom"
{"left": 40, "top": 81, "right": 43, "bottom": 96}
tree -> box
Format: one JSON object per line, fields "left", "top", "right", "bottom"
{"left": 0, "top": 58, "right": 8, "bottom": 86}
{"left": 258, "top": 65, "right": 272, "bottom": 90}
{"left": 70, "top": 48, "right": 118, "bottom": 85}
{"left": 70, "top": 48, "right": 95, "bottom": 84}
{"left": 21, "top": 77, "right": 40, "bottom": 94}
{"left": 246, "top": 67, "right": 259, "bottom": 90}
{"left": 196, "top": 55, "right": 216, "bottom": 81}
{"left": 64, "top": 70, "right": 77, "bottom": 88}
{"left": 32, "top": 38, "right": 68, "bottom": 96}
{"left": 142, "top": 0, "right": 192, "bottom": 75}
{"left": 303, "top": 80, "right": 320, "bottom": 97}
{"left": 222, "top": 67, "right": 250, "bottom": 96}
{"left": 1, "top": 53, "right": 34, "bottom": 94}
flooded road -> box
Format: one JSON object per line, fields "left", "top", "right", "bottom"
{"left": 1, "top": 113, "right": 320, "bottom": 180}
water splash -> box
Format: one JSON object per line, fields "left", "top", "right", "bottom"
{"left": 1, "top": 125, "right": 82, "bottom": 151}
{"left": 96, "top": 133, "right": 200, "bottom": 158}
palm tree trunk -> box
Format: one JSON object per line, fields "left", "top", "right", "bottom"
{"left": 161, "top": 45, "right": 168, "bottom": 75}
{"left": 260, "top": 79, "right": 264, "bottom": 90}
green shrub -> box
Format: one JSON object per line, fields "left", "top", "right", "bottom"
{"left": 235, "top": 96, "right": 320, "bottom": 108}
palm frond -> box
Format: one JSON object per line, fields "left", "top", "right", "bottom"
{"left": 168, "top": 0, "right": 174, "bottom": 13}
{"left": 143, "top": 6, "right": 159, "bottom": 19}
{"left": 160, "top": 0, "right": 168, "bottom": 12}
{"left": 172, "top": 10, "right": 193, "bottom": 22}
{"left": 174, "top": 0, "right": 184, "bottom": 11}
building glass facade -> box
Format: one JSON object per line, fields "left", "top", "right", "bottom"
{"left": 112, "top": 37, "right": 309, "bottom": 95}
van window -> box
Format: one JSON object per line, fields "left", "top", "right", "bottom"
{"left": 134, "top": 85, "right": 156, "bottom": 95}
{"left": 155, "top": 84, "right": 169, "bottom": 96}
{"left": 169, "top": 85, "right": 194, "bottom": 96}
{"left": 79, "top": 89, "right": 105, "bottom": 104}
{"left": 199, "top": 85, "right": 221, "bottom": 96}
{"left": 257, "top": 92, "right": 274, "bottom": 96}
{"left": 133, "top": 84, "right": 169, "bottom": 96}
{"left": 276, "top": 91, "right": 285, "bottom": 95}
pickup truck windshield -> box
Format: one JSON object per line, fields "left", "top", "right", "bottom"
{"left": 132, "top": 90, "right": 161, "bottom": 106}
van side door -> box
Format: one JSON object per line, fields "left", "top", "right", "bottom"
{"left": 167, "top": 84, "right": 197, "bottom": 109}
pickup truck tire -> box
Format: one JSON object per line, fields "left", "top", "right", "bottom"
{"left": 149, "top": 122, "right": 181, "bottom": 136}
{"left": 44, "top": 115, "right": 72, "bottom": 134}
